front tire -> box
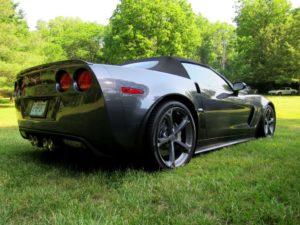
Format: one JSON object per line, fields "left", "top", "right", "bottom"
{"left": 146, "top": 101, "right": 196, "bottom": 169}
{"left": 256, "top": 105, "right": 276, "bottom": 137}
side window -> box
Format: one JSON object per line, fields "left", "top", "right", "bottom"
{"left": 182, "top": 63, "right": 232, "bottom": 93}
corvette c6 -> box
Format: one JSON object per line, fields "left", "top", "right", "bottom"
{"left": 14, "top": 56, "right": 276, "bottom": 169}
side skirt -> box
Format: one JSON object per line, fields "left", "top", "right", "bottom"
{"left": 194, "top": 137, "right": 255, "bottom": 155}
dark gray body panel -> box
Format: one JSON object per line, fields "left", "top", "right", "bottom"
{"left": 90, "top": 63, "right": 270, "bottom": 150}
{"left": 90, "top": 64, "right": 203, "bottom": 149}
{"left": 14, "top": 59, "right": 273, "bottom": 156}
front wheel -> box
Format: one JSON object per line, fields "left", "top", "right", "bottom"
{"left": 256, "top": 105, "right": 276, "bottom": 137}
{"left": 146, "top": 101, "right": 196, "bottom": 169}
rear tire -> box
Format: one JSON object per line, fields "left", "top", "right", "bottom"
{"left": 146, "top": 101, "right": 196, "bottom": 169}
{"left": 256, "top": 105, "right": 276, "bottom": 137}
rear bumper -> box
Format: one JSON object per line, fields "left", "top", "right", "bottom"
{"left": 15, "top": 92, "right": 123, "bottom": 155}
{"left": 19, "top": 127, "right": 118, "bottom": 157}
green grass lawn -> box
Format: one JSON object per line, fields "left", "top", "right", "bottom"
{"left": 0, "top": 97, "right": 299, "bottom": 224}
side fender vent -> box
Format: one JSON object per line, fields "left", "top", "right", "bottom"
{"left": 247, "top": 106, "right": 255, "bottom": 126}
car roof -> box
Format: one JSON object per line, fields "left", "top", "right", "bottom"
{"left": 121, "top": 56, "right": 210, "bottom": 78}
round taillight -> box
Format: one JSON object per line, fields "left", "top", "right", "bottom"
{"left": 56, "top": 70, "right": 72, "bottom": 92}
{"left": 75, "top": 69, "right": 92, "bottom": 92}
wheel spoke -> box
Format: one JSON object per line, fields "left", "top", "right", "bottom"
{"left": 266, "top": 109, "right": 271, "bottom": 119}
{"left": 264, "top": 124, "right": 269, "bottom": 134}
{"left": 174, "top": 116, "right": 190, "bottom": 135}
{"left": 268, "top": 118, "right": 275, "bottom": 124}
{"left": 166, "top": 109, "right": 174, "bottom": 133}
{"left": 268, "top": 124, "right": 274, "bottom": 134}
{"left": 157, "top": 136, "right": 171, "bottom": 147}
{"left": 264, "top": 119, "right": 269, "bottom": 128}
{"left": 169, "top": 141, "right": 175, "bottom": 167}
{"left": 174, "top": 140, "right": 191, "bottom": 153}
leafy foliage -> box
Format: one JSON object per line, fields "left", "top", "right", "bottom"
{"left": 36, "top": 17, "right": 105, "bottom": 62}
{"left": 104, "top": 0, "right": 200, "bottom": 64}
{"left": 234, "top": 0, "right": 300, "bottom": 84}
{"left": 0, "top": 0, "right": 58, "bottom": 90}
{"left": 0, "top": 1, "right": 105, "bottom": 93}
{"left": 0, "top": 0, "right": 39, "bottom": 82}
{"left": 196, "top": 14, "right": 237, "bottom": 79}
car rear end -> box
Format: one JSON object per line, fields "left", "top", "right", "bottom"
{"left": 14, "top": 60, "right": 115, "bottom": 156}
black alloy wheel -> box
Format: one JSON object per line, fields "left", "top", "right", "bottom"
{"left": 257, "top": 105, "right": 276, "bottom": 137}
{"left": 147, "top": 101, "right": 196, "bottom": 169}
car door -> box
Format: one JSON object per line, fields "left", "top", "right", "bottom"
{"left": 182, "top": 63, "right": 253, "bottom": 139}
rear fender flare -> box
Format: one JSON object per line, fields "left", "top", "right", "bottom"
{"left": 135, "top": 94, "right": 199, "bottom": 151}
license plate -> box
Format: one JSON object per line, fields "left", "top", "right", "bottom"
{"left": 30, "top": 101, "right": 48, "bottom": 117}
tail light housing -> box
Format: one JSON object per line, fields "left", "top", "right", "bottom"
{"left": 15, "top": 79, "right": 26, "bottom": 96}
{"left": 20, "top": 79, "right": 26, "bottom": 93}
{"left": 56, "top": 70, "right": 72, "bottom": 92}
{"left": 74, "top": 68, "right": 93, "bottom": 92}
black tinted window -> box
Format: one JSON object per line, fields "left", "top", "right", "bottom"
{"left": 182, "top": 63, "right": 231, "bottom": 92}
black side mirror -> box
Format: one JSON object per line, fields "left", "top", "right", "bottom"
{"left": 233, "top": 82, "right": 247, "bottom": 92}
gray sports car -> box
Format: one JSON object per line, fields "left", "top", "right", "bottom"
{"left": 14, "top": 56, "right": 276, "bottom": 168}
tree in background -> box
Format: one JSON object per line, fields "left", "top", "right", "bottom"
{"left": 234, "top": 0, "right": 300, "bottom": 86}
{"left": 196, "top": 14, "right": 237, "bottom": 79}
{"left": 0, "top": 0, "right": 47, "bottom": 93}
{"left": 104, "top": 0, "right": 200, "bottom": 64}
{"left": 285, "top": 7, "right": 300, "bottom": 90}
{"left": 36, "top": 17, "right": 106, "bottom": 62}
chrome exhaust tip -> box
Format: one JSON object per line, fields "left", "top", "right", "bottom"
{"left": 29, "top": 135, "right": 35, "bottom": 146}
{"left": 42, "top": 138, "right": 48, "bottom": 149}
{"left": 32, "top": 136, "right": 38, "bottom": 147}
{"left": 29, "top": 135, "right": 43, "bottom": 148}
{"left": 47, "top": 139, "right": 55, "bottom": 151}
{"left": 29, "top": 136, "right": 55, "bottom": 151}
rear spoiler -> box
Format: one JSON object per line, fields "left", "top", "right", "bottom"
{"left": 17, "top": 60, "right": 92, "bottom": 78}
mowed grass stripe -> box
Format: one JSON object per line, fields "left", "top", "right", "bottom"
{"left": 0, "top": 96, "right": 299, "bottom": 224}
